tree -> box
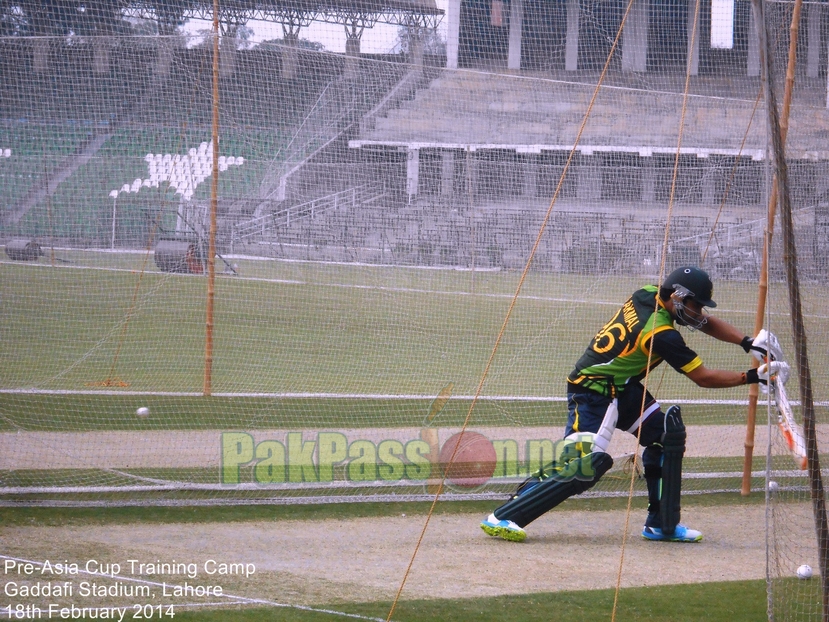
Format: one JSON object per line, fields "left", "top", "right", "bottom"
{"left": 394, "top": 25, "right": 445, "bottom": 56}
{"left": 0, "top": 2, "right": 27, "bottom": 35}
{"left": 190, "top": 22, "right": 254, "bottom": 49}
{"left": 258, "top": 36, "right": 324, "bottom": 52}
{"left": 150, "top": 0, "right": 189, "bottom": 36}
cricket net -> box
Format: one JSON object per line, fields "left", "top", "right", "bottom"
{"left": 0, "top": 0, "right": 828, "bottom": 616}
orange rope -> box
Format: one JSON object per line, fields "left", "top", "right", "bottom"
{"left": 610, "top": 69, "right": 761, "bottom": 622}
{"left": 95, "top": 53, "right": 210, "bottom": 387}
{"left": 386, "top": 0, "right": 639, "bottom": 618}
{"left": 610, "top": 0, "right": 700, "bottom": 616}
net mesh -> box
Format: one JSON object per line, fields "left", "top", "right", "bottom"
{"left": 1, "top": 0, "right": 828, "bottom": 616}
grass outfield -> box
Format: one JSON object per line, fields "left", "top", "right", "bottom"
{"left": 0, "top": 493, "right": 768, "bottom": 524}
{"left": 0, "top": 258, "right": 648, "bottom": 395}
{"left": 4, "top": 393, "right": 810, "bottom": 430}
{"left": 170, "top": 580, "right": 778, "bottom": 622}
{"left": 2, "top": 256, "right": 825, "bottom": 401}
{"left": 1, "top": 255, "right": 826, "bottom": 503}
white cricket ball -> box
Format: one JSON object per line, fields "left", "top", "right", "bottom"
{"left": 797, "top": 564, "right": 813, "bottom": 580}
{"left": 768, "top": 480, "right": 779, "bottom": 492}
{"left": 136, "top": 407, "right": 150, "bottom": 418}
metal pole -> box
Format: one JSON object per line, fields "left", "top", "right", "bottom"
{"left": 203, "top": 0, "right": 220, "bottom": 396}
{"left": 467, "top": 146, "right": 475, "bottom": 293}
{"left": 111, "top": 195, "right": 118, "bottom": 250}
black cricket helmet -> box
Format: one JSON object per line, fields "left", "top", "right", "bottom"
{"left": 661, "top": 266, "right": 717, "bottom": 308}
{"left": 661, "top": 266, "right": 716, "bottom": 330}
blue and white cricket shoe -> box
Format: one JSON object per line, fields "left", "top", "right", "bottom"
{"left": 642, "top": 523, "right": 703, "bottom": 542}
{"left": 481, "top": 513, "right": 526, "bottom": 542}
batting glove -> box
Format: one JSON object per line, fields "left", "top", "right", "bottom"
{"left": 757, "top": 361, "right": 790, "bottom": 385}
{"left": 744, "top": 329, "right": 784, "bottom": 363}
{"left": 741, "top": 335, "right": 767, "bottom": 358}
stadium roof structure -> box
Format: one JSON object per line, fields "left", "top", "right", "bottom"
{"left": 125, "top": 0, "right": 443, "bottom": 28}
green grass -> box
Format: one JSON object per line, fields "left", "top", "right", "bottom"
{"left": 168, "top": 580, "right": 779, "bottom": 622}
{"left": 3, "top": 393, "right": 796, "bottom": 431}
{"left": 1, "top": 257, "right": 826, "bottom": 503}
{"left": 0, "top": 492, "right": 767, "bottom": 526}
{"left": 3, "top": 258, "right": 825, "bottom": 402}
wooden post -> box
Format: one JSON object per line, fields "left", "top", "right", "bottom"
{"left": 204, "top": 0, "right": 220, "bottom": 396}
{"left": 741, "top": 0, "right": 802, "bottom": 496}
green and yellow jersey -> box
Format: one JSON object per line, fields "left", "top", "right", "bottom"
{"left": 567, "top": 285, "right": 702, "bottom": 397}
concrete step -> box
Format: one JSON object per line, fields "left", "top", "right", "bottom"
{"left": 359, "top": 70, "right": 829, "bottom": 154}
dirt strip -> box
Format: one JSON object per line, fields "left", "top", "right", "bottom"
{"left": 1, "top": 504, "right": 818, "bottom": 605}
{"left": 3, "top": 425, "right": 819, "bottom": 469}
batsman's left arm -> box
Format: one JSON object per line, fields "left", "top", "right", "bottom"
{"left": 699, "top": 314, "right": 747, "bottom": 346}
{"left": 685, "top": 364, "right": 754, "bottom": 388}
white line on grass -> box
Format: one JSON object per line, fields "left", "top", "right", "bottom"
{"left": 0, "top": 484, "right": 813, "bottom": 508}
{"left": 3, "top": 258, "right": 825, "bottom": 318}
{"left": 4, "top": 388, "right": 824, "bottom": 406}
{"left": 2, "top": 469, "right": 818, "bottom": 497}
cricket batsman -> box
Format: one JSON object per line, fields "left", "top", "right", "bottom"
{"left": 481, "top": 266, "right": 788, "bottom": 542}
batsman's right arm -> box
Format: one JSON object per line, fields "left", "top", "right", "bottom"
{"left": 685, "top": 361, "right": 786, "bottom": 389}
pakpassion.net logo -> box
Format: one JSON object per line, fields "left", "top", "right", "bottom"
{"left": 220, "top": 430, "right": 600, "bottom": 489}
{"left": 220, "top": 385, "right": 599, "bottom": 490}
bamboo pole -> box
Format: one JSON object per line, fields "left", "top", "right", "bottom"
{"left": 741, "top": 0, "right": 803, "bottom": 495}
{"left": 203, "top": 0, "right": 220, "bottom": 396}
